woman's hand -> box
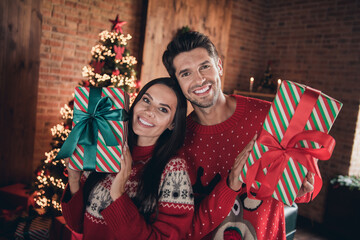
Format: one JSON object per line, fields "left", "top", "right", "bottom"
{"left": 65, "top": 158, "right": 82, "bottom": 195}
{"left": 110, "top": 143, "right": 133, "bottom": 201}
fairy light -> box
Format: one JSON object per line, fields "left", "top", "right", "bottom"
{"left": 82, "top": 66, "right": 95, "bottom": 78}
{"left": 60, "top": 104, "right": 73, "bottom": 120}
{"left": 51, "top": 124, "right": 71, "bottom": 141}
{"left": 44, "top": 149, "right": 60, "bottom": 164}
{"left": 115, "top": 55, "right": 137, "bottom": 66}
{"left": 95, "top": 73, "right": 111, "bottom": 82}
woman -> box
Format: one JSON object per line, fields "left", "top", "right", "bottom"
{"left": 61, "top": 78, "right": 194, "bottom": 239}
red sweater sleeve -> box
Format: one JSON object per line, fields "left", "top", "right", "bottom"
{"left": 102, "top": 158, "right": 194, "bottom": 240}
{"left": 185, "top": 177, "right": 239, "bottom": 239}
{"left": 60, "top": 184, "right": 85, "bottom": 233}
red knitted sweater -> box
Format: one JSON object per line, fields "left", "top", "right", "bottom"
{"left": 61, "top": 145, "right": 194, "bottom": 240}
{"left": 182, "top": 94, "right": 299, "bottom": 240}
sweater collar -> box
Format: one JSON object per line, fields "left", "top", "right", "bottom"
{"left": 132, "top": 145, "right": 155, "bottom": 162}
{"left": 186, "top": 95, "right": 247, "bottom": 134}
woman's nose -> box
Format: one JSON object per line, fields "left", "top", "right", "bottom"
{"left": 144, "top": 106, "right": 155, "bottom": 117}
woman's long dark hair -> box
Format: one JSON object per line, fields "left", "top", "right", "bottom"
{"left": 130, "top": 77, "right": 187, "bottom": 222}
{"left": 83, "top": 77, "right": 187, "bottom": 222}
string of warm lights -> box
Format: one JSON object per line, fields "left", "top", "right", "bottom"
{"left": 60, "top": 104, "right": 73, "bottom": 119}
{"left": 33, "top": 18, "right": 138, "bottom": 216}
{"left": 115, "top": 55, "right": 137, "bottom": 66}
{"left": 50, "top": 124, "right": 71, "bottom": 141}
{"left": 98, "top": 30, "right": 132, "bottom": 45}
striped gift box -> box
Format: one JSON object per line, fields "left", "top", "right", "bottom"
{"left": 239, "top": 80, "right": 342, "bottom": 206}
{"left": 15, "top": 217, "right": 52, "bottom": 240}
{"left": 68, "top": 87, "right": 128, "bottom": 173}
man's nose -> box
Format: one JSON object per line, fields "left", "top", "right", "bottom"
{"left": 195, "top": 71, "right": 206, "bottom": 84}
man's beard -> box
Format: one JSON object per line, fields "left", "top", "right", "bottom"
{"left": 187, "top": 81, "right": 219, "bottom": 108}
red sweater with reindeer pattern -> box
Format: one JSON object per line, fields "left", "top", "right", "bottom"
{"left": 61, "top": 145, "right": 194, "bottom": 240}
{"left": 182, "top": 95, "right": 310, "bottom": 240}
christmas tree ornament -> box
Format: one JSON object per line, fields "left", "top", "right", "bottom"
{"left": 109, "top": 15, "right": 127, "bottom": 33}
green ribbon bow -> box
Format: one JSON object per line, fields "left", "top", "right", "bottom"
{"left": 55, "top": 87, "right": 128, "bottom": 171}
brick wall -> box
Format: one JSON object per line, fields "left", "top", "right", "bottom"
{"left": 224, "top": 0, "right": 269, "bottom": 94}
{"left": 226, "top": 0, "right": 360, "bottom": 223}
{"left": 33, "top": 0, "right": 145, "bottom": 169}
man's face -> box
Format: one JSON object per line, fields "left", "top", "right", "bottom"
{"left": 173, "top": 48, "right": 223, "bottom": 108}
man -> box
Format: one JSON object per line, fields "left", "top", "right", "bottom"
{"left": 162, "top": 31, "right": 314, "bottom": 240}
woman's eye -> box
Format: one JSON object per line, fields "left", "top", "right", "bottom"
{"left": 142, "top": 97, "right": 150, "bottom": 103}
{"left": 159, "top": 107, "right": 168, "bottom": 113}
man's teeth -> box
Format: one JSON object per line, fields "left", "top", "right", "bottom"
{"left": 139, "top": 117, "right": 154, "bottom": 126}
{"left": 194, "top": 86, "right": 210, "bottom": 94}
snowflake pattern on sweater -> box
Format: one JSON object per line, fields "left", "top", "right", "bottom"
{"left": 61, "top": 145, "right": 194, "bottom": 240}
{"left": 83, "top": 158, "right": 193, "bottom": 224}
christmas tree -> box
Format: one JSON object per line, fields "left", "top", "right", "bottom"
{"left": 31, "top": 15, "right": 138, "bottom": 216}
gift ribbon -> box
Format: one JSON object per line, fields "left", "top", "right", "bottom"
{"left": 245, "top": 87, "right": 336, "bottom": 201}
{"left": 56, "top": 87, "right": 128, "bottom": 171}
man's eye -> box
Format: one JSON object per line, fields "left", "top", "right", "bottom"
{"left": 200, "top": 65, "right": 210, "bottom": 70}
{"left": 180, "top": 72, "right": 190, "bottom": 78}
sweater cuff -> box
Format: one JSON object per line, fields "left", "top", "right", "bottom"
{"left": 215, "top": 177, "right": 240, "bottom": 206}
{"left": 101, "top": 194, "right": 138, "bottom": 226}
{"left": 61, "top": 183, "right": 83, "bottom": 204}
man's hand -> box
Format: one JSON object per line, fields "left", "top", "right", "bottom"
{"left": 297, "top": 172, "right": 315, "bottom": 198}
{"left": 228, "top": 134, "right": 257, "bottom": 191}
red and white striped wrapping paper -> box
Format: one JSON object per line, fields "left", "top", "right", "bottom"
{"left": 68, "top": 87, "right": 128, "bottom": 173}
{"left": 239, "top": 80, "right": 342, "bottom": 206}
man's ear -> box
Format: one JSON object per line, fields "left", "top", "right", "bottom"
{"left": 217, "top": 58, "right": 223, "bottom": 76}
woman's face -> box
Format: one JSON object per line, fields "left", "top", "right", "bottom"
{"left": 132, "top": 84, "right": 178, "bottom": 146}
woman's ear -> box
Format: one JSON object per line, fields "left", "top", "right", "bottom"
{"left": 168, "top": 122, "right": 175, "bottom": 131}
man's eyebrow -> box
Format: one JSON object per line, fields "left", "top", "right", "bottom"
{"left": 178, "top": 68, "right": 189, "bottom": 76}
{"left": 177, "top": 60, "right": 211, "bottom": 76}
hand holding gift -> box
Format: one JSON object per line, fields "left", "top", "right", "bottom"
{"left": 56, "top": 87, "right": 129, "bottom": 173}
{"left": 297, "top": 172, "right": 314, "bottom": 198}
{"left": 64, "top": 158, "right": 81, "bottom": 196}
{"left": 239, "top": 80, "right": 342, "bottom": 206}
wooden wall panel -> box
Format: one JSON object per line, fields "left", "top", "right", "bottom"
{"left": 0, "top": 0, "right": 41, "bottom": 186}
{"left": 140, "top": 0, "right": 232, "bottom": 88}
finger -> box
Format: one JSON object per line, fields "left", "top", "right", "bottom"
{"left": 307, "top": 172, "right": 315, "bottom": 184}
{"left": 304, "top": 181, "right": 314, "bottom": 192}
{"left": 119, "top": 154, "right": 126, "bottom": 172}
{"left": 245, "top": 135, "right": 257, "bottom": 152}
{"left": 233, "top": 152, "right": 251, "bottom": 175}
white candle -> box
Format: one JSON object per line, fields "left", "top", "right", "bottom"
{"left": 250, "top": 77, "right": 254, "bottom": 92}
{"left": 277, "top": 79, "right": 282, "bottom": 90}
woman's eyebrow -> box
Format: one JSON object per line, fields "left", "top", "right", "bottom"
{"left": 145, "top": 92, "right": 172, "bottom": 110}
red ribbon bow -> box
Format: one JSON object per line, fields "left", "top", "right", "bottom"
{"left": 245, "top": 86, "right": 336, "bottom": 202}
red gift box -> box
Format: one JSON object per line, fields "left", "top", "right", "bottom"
{"left": 239, "top": 80, "right": 343, "bottom": 206}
